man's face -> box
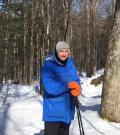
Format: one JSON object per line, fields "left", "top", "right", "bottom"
{"left": 58, "top": 48, "right": 69, "bottom": 61}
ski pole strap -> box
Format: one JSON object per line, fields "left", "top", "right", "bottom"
{"left": 72, "top": 96, "right": 80, "bottom": 109}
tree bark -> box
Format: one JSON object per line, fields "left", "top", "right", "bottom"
{"left": 101, "top": 0, "right": 120, "bottom": 122}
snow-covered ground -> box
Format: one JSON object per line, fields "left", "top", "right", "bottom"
{"left": 0, "top": 69, "right": 120, "bottom": 135}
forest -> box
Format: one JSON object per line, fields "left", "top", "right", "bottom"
{"left": 0, "top": 0, "right": 115, "bottom": 84}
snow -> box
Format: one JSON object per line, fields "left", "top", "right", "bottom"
{"left": 0, "top": 70, "right": 120, "bottom": 135}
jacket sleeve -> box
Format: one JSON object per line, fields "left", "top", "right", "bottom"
{"left": 41, "top": 62, "right": 68, "bottom": 96}
{"left": 67, "top": 59, "right": 81, "bottom": 85}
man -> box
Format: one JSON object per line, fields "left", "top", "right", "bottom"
{"left": 41, "top": 41, "right": 81, "bottom": 135}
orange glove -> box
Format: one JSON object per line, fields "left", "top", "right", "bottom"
{"left": 71, "top": 89, "right": 80, "bottom": 96}
{"left": 68, "top": 81, "right": 81, "bottom": 96}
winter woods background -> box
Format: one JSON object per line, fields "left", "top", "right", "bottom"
{"left": 1, "top": 0, "right": 120, "bottom": 127}
{"left": 0, "top": 0, "right": 115, "bottom": 84}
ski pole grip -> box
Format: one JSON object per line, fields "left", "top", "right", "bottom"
{"left": 68, "top": 88, "right": 80, "bottom": 108}
{"left": 73, "top": 96, "right": 80, "bottom": 109}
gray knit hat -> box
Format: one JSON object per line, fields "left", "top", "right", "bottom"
{"left": 56, "top": 41, "right": 70, "bottom": 53}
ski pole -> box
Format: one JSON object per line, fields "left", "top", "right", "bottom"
{"left": 73, "top": 96, "right": 85, "bottom": 135}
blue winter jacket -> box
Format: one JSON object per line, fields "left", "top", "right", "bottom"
{"left": 41, "top": 55, "right": 80, "bottom": 124}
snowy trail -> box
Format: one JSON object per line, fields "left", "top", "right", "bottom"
{"left": 0, "top": 84, "right": 44, "bottom": 135}
{"left": 1, "top": 73, "right": 120, "bottom": 135}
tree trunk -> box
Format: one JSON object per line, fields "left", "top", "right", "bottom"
{"left": 100, "top": 0, "right": 120, "bottom": 122}
{"left": 91, "top": 0, "right": 100, "bottom": 75}
{"left": 84, "top": 0, "right": 92, "bottom": 77}
{"left": 23, "top": 10, "right": 27, "bottom": 84}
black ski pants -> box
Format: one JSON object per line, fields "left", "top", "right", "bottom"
{"left": 44, "top": 121, "right": 70, "bottom": 135}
